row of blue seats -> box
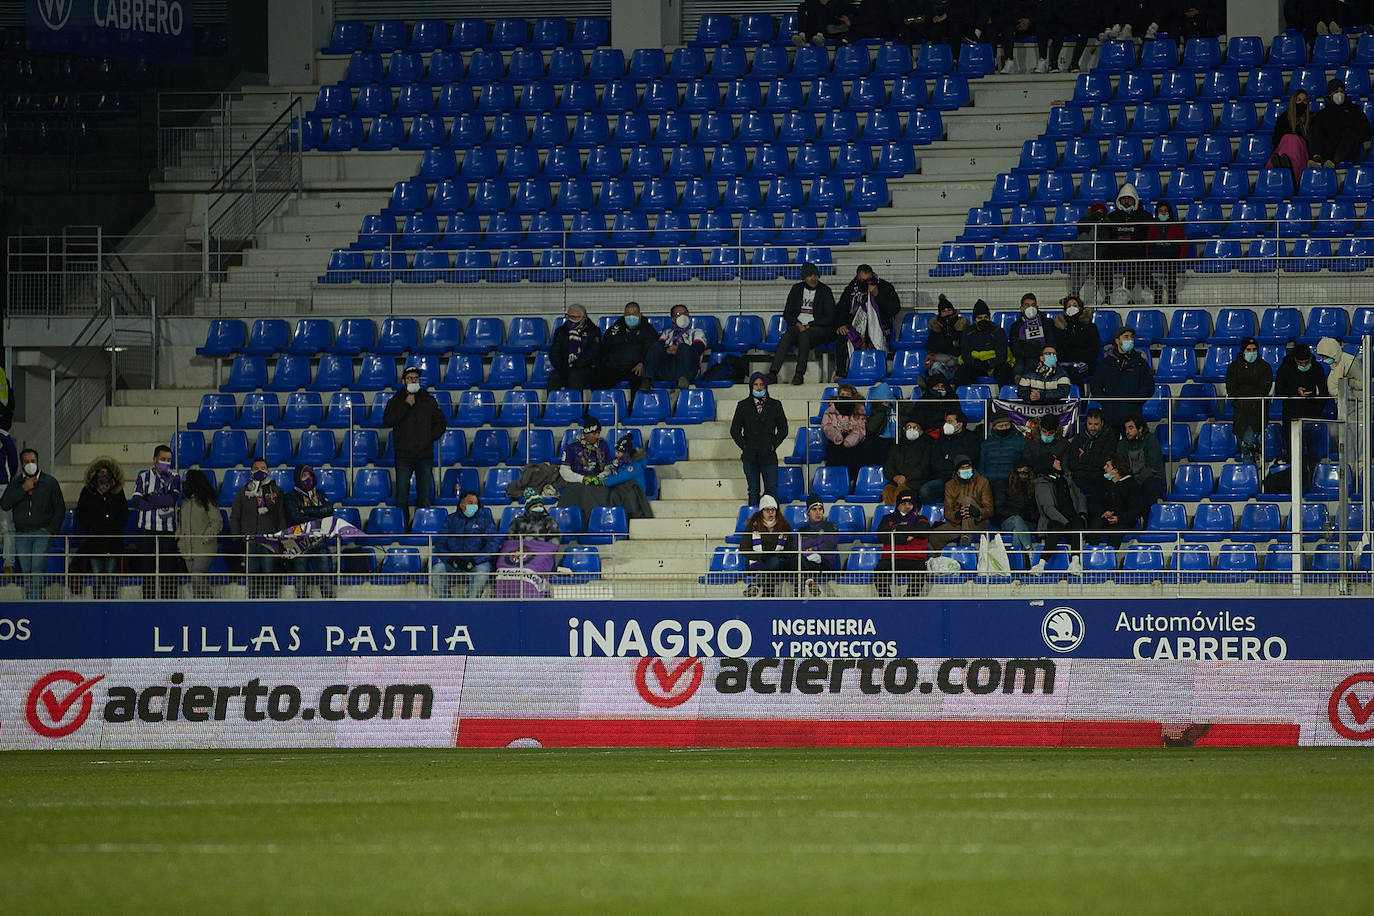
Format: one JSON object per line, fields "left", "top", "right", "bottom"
{"left": 1087, "top": 33, "right": 1371, "bottom": 74}
{"left": 993, "top": 164, "right": 1350, "bottom": 208}
{"left": 934, "top": 237, "right": 1374, "bottom": 275}
{"left": 301, "top": 95, "right": 953, "bottom": 152}
{"left": 710, "top": 540, "right": 1373, "bottom": 586}
{"left": 335, "top": 43, "right": 991, "bottom": 94}
{"left": 304, "top": 106, "right": 948, "bottom": 154}
{"left": 175, "top": 424, "right": 687, "bottom": 471}
{"left": 1072, "top": 65, "right": 1374, "bottom": 107}
{"left": 322, "top": 18, "right": 610, "bottom": 56}
{"left": 969, "top": 201, "right": 1374, "bottom": 243}
{"left": 1020, "top": 133, "right": 1369, "bottom": 176}
{"left": 321, "top": 246, "right": 837, "bottom": 285}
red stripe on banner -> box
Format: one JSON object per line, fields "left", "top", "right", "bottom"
{"left": 456, "top": 719, "right": 1302, "bottom": 748}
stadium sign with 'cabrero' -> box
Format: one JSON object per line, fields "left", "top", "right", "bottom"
{"left": 2, "top": 598, "right": 1374, "bottom": 660}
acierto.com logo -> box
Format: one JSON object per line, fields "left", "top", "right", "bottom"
{"left": 36, "top": 0, "right": 74, "bottom": 31}
{"left": 27, "top": 670, "right": 105, "bottom": 737}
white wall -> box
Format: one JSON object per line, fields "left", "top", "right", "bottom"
{"left": 613, "top": 0, "right": 679, "bottom": 54}
{"left": 269, "top": 0, "right": 334, "bottom": 86}
{"left": 1228, "top": 0, "right": 1283, "bottom": 42}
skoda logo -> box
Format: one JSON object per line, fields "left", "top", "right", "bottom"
{"left": 1041, "top": 606, "right": 1085, "bottom": 653}
{"left": 37, "top": 0, "right": 73, "bottom": 31}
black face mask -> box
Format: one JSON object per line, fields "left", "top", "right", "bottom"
{"left": 994, "top": 427, "right": 1014, "bottom": 438}
{"left": 977, "top": 318, "right": 993, "bottom": 330}
{"left": 1295, "top": 102, "right": 1308, "bottom": 116}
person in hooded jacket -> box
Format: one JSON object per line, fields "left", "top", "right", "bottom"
{"left": 741, "top": 495, "right": 794, "bottom": 598}
{"left": 1144, "top": 201, "right": 1189, "bottom": 305}
{"left": 1310, "top": 78, "right": 1372, "bottom": 167}
{"left": 1052, "top": 295, "right": 1100, "bottom": 386}
{"left": 1089, "top": 452, "right": 1144, "bottom": 549}
{"left": 1225, "top": 337, "right": 1274, "bottom": 465}
{"left": 74, "top": 455, "right": 128, "bottom": 600}
{"left": 874, "top": 489, "right": 931, "bottom": 597}
{"left": 383, "top": 364, "right": 447, "bottom": 522}
{"left": 730, "top": 372, "right": 789, "bottom": 506}
{"left": 911, "top": 374, "right": 958, "bottom": 432}
{"left": 979, "top": 411, "right": 1025, "bottom": 501}
{"left": 1069, "top": 201, "right": 1112, "bottom": 304}
{"left": 956, "top": 299, "right": 1012, "bottom": 386}
{"left": 863, "top": 381, "right": 899, "bottom": 467}
{"left": 821, "top": 382, "right": 868, "bottom": 480}
{"left": 768, "top": 261, "right": 835, "bottom": 385}
{"left": 546, "top": 303, "right": 602, "bottom": 393}
{"left": 883, "top": 416, "right": 933, "bottom": 504}
{"left": 1009, "top": 293, "right": 1057, "bottom": 377}
{"left": 1105, "top": 183, "right": 1154, "bottom": 299}
{"left": 925, "top": 294, "right": 966, "bottom": 381}
{"left": 995, "top": 461, "right": 1039, "bottom": 558}
{"left": 593, "top": 301, "right": 658, "bottom": 392}
{"left": 921, "top": 408, "right": 982, "bottom": 502}
{"left": 284, "top": 464, "right": 336, "bottom": 599}
{"left": 433, "top": 489, "right": 500, "bottom": 599}
{"left": 1315, "top": 336, "right": 1363, "bottom": 422}
{"left": 1094, "top": 326, "right": 1155, "bottom": 428}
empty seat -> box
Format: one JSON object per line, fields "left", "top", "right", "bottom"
{"left": 197, "top": 319, "right": 246, "bottom": 357}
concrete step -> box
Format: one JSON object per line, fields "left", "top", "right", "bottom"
{"left": 629, "top": 516, "right": 735, "bottom": 539}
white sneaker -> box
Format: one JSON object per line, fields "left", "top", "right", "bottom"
{"left": 1001, "top": 59, "right": 1017, "bottom": 75}
{"left": 1034, "top": 58, "right": 1049, "bottom": 73}
{"left": 1329, "top": 21, "right": 1342, "bottom": 35}
{"left": 1317, "top": 21, "right": 1329, "bottom": 35}
{"left": 1120, "top": 24, "right": 1133, "bottom": 40}
{"left": 1145, "top": 22, "right": 1158, "bottom": 40}
{"left": 1068, "top": 556, "right": 1083, "bottom": 574}
{"left": 792, "top": 32, "right": 806, "bottom": 48}
{"left": 1106, "top": 24, "right": 1122, "bottom": 39}
{"left": 1030, "top": 559, "right": 1047, "bottom": 574}
{"left": 805, "top": 577, "right": 820, "bottom": 597}
{"left": 810, "top": 33, "right": 825, "bottom": 47}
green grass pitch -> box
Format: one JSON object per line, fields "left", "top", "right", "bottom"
{"left": 2, "top": 749, "right": 1371, "bottom": 913}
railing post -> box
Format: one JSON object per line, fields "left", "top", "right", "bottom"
{"left": 249, "top": 148, "right": 259, "bottom": 244}
{"left": 150, "top": 295, "right": 159, "bottom": 390}
{"left": 49, "top": 367, "right": 57, "bottom": 465}
{"left": 1291, "top": 418, "right": 1302, "bottom": 594}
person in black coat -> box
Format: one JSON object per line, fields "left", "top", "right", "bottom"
{"left": 1052, "top": 297, "right": 1100, "bottom": 386}
{"left": 593, "top": 301, "right": 658, "bottom": 392}
{"left": 794, "top": 0, "right": 856, "bottom": 45}
{"left": 730, "top": 372, "right": 790, "bottom": 506}
{"left": 1225, "top": 337, "right": 1274, "bottom": 465}
{"left": 768, "top": 261, "right": 835, "bottom": 385}
{"left": 921, "top": 408, "right": 981, "bottom": 503}
{"left": 1089, "top": 452, "right": 1145, "bottom": 548}
{"left": 1274, "top": 344, "right": 1332, "bottom": 424}
{"left": 1093, "top": 326, "right": 1155, "bottom": 428}
{"left": 925, "top": 294, "right": 966, "bottom": 382}
{"left": 75, "top": 455, "right": 128, "bottom": 600}
{"left": 382, "top": 365, "right": 448, "bottom": 521}
{"left": 1105, "top": 182, "right": 1154, "bottom": 295}
{"left": 955, "top": 298, "right": 1012, "bottom": 386}
{"left": 1311, "top": 77, "right": 1373, "bottom": 166}
{"left": 833, "top": 264, "right": 900, "bottom": 379}
{"left": 547, "top": 303, "right": 601, "bottom": 393}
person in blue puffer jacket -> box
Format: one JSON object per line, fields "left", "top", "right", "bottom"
{"left": 432, "top": 490, "right": 501, "bottom": 599}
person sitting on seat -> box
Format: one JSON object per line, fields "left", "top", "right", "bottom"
{"left": 821, "top": 382, "right": 868, "bottom": 480}
{"left": 1089, "top": 452, "right": 1145, "bottom": 548}
{"left": 1017, "top": 343, "right": 1072, "bottom": 404}
{"left": 883, "top": 416, "right": 932, "bottom": 505}
{"left": 955, "top": 299, "right": 1012, "bottom": 386}
{"left": 559, "top": 417, "right": 614, "bottom": 518}
{"left": 833, "top": 264, "right": 900, "bottom": 381}
{"left": 874, "top": 489, "right": 931, "bottom": 597}
{"left": 793, "top": 0, "right": 855, "bottom": 46}
{"left": 929, "top": 455, "right": 994, "bottom": 550}
{"left": 1120, "top": 413, "right": 1166, "bottom": 506}
{"left": 1009, "top": 293, "right": 1056, "bottom": 377}
{"left": 602, "top": 432, "right": 655, "bottom": 520}
{"left": 741, "top": 495, "right": 794, "bottom": 597}
{"left": 768, "top": 261, "right": 835, "bottom": 385}
{"left": 1311, "top": 77, "right": 1373, "bottom": 167}
{"left": 1052, "top": 296, "right": 1100, "bottom": 385}
{"left": 1269, "top": 89, "right": 1313, "bottom": 185}
{"left": 797, "top": 494, "right": 840, "bottom": 596}
{"left": 546, "top": 303, "right": 601, "bottom": 393}
{"left": 925, "top": 294, "right": 966, "bottom": 382}
{"left": 283, "top": 464, "right": 336, "bottom": 599}
{"left": 1033, "top": 455, "right": 1087, "bottom": 573}
{"left": 593, "top": 301, "right": 657, "bottom": 392}
{"left": 921, "top": 408, "right": 982, "bottom": 502}
{"left": 432, "top": 489, "right": 500, "bottom": 599}
{"left": 642, "top": 304, "right": 708, "bottom": 390}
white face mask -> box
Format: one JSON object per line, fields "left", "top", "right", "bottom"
{"left": 406, "top": 382, "right": 421, "bottom": 394}
{"left": 1332, "top": 91, "right": 1347, "bottom": 106}
{"left": 1023, "top": 305, "right": 1038, "bottom": 319}
{"left": 23, "top": 462, "right": 37, "bottom": 477}
{"left": 904, "top": 428, "right": 920, "bottom": 441}
{"left": 1064, "top": 305, "right": 1080, "bottom": 317}
{"left": 674, "top": 314, "right": 691, "bottom": 329}
{"left": 942, "top": 422, "right": 956, "bottom": 436}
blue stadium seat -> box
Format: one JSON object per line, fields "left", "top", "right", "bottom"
{"left": 1233, "top": 500, "right": 1281, "bottom": 541}
{"left": 1136, "top": 502, "right": 1187, "bottom": 543}
{"left": 1095, "top": 39, "right": 1134, "bottom": 73}
{"left": 810, "top": 466, "right": 851, "bottom": 503}
{"left": 645, "top": 428, "right": 688, "bottom": 466}
{"left": 232, "top": 392, "right": 280, "bottom": 430}
{"left": 1156, "top": 70, "right": 1195, "bottom": 102}
{"left": 467, "top": 429, "right": 512, "bottom": 467}
{"left": 196, "top": 319, "right": 246, "bottom": 357}
{"left": 1120, "top": 543, "right": 1165, "bottom": 583}
{"left": 202, "top": 429, "right": 250, "bottom": 469}
{"left": 930, "top": 75, "right": 969, "bottom": 110}
{"left": 242, "top": 318, "right": 289, "bottom": 357}
{"left": 1194, "top": 423, "right": 1238, "bottom": 461}
{"left": 322, "top": 21, "right": 367, "bottom": 55}
{"left": 1215, "top": 463, "right": 1260, "bottom": 501}
{"left": 266, "top": 355, "right": 311, "bottom": 392}
{"left": 188, "top": 393, "right": 238, "bottom": 430}
{"left": 480, "top": 353, "right": 527, "bottom": 390}
{"left": 1184, "top": 502, "right": 1233, "bottom": 541}
{"left": 222, "top": 356, "right": 267, "bottom": 393}
{"left": 173, "top": 430, "right": 206, "bottom": 468}
{"left": 1297, "top": 305, "right": 1349, "bottom": 344}
{"left": 1168, "top": 463, "right": 1214, "bottom": 501}
{"left": 338, "top": 429, "right": 380, "bottom": 467}
{"left": 1198, "top": 345, "right": 1237, "bottom": 383}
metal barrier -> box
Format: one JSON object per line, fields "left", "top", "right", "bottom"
{"left": 156, "top": 90, "right": 237, "bottom": 183}
{"left": 5, "top": 230, "right": 201, "bottom": 318}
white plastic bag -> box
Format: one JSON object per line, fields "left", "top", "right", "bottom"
{"left": 977, "top": 533, "right": 1011, "bottom": 575}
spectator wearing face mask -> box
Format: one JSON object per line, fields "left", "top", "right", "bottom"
{"left": 731, "top": 372, "right": 789, "bottom": 506}
{"left": 1270, "top": 89, "right": 1313, "bottom": 185}
{"left": 925, "top": 294, "right": 966, "bottom": 382}
{"left": 74, "top": 455, "right": 127, "bottom": 600}
{"left": 1051, "top": 296, "right": 1099, "bottom": 386}
{"left": 230, "top": 456, "right": 286, "bottom": 599}
{"left": 1225, "top": 337, "right": 1274, "bottom": 466}
{"left": 1089, "top": 452, "right": 1144, "bottom": 549}
{"left": 912, "top": 374, "right": 958, "bottom": 432}
{"left": 559, "top": 417, "right": 614, "bottom": 519}
{"left": 1105, "top": 183, "right": 1154, "bottom": 301}
{"left": 863, "top": 381, "right": 899, "bottom": 467}
{"left": 834, "top": 264, "right": 900, "bottom": 381}
{"left": 1009, "top": 293, "right": 1057, "bottom": 378}
{"left": 602, "top": 432, "right": 654, "bottom": 520}
{"left": 1311, "top": 78, "right": 1373, "bottom": 168}
{"left": 980, "top": 411, "right": 1026, "bottom": 500}
{"left": 922, "top": 409, "right": 982, "bottom": 503}
{"left": 132, "top": 444, "right": 182, "bottom": 601}
{"left": 178, "top": 469, "right": 221, "bottom": 600}
{"left": 883, "top": 417, "right": 932, "bottom": 505}
{"left": 284, "top": 464, "right": 336, "bottom": 599}
{"left": 820, "top": 382, "right": 868, "bottom": 480}
{"left": 797, "top": 495, "right": 840, "bottom": 596}
{"left": 594, "top": 302, "right": 657, "bottom": 392}
{"left": 1033, "top": 455, "right": 1087, "bottom": 573}
{"left": 741, "top": 495, "right": 794, "bottom": 598}
{"left": 768, "top": 261, "right": 835, "bottom": 385}
{"left": 956, "top": 299, "right": 1012, "bottom": 386}
{"left": 1068, "top": 201, "right": 1112, "bottom": 305}
{"left": 874, "top": 489, "right": 931, "bottom": 598}
{"left": 0, "top": 427, "right": 17, "bottom": 578}
{"left": 384, "top": 365, "right": 448, "bottom": 522}
{"left": 1, "top": 448, "right": 65, "bottom": 601}
{"left": 929, "top": 456, "right": 993, "bottom": 550}
{"left": 1315, "top": 335, "right": 1363, "bottom": 422}
{"left": 995, "top": 462, "right": 1039, "bottom": 559}
{"left": 433, "top": 489, "right": 500, "bottom": 599}
{"left": 547, "top": 303, "right": 601, "bottom": 394}
{"left": 643, "top": 304, "right": 707, "bottom": 390}
{"left": 1145, "top": 202, "right": 1188, "bottom": 305}
{"left": 1093, "top": 326, "right": 1154, "bottom": 429}
{"left": 1275, "top": 343, "right": 1332, "bottom": 425}
{"left": 1017, "top": 344, "right": 1072, "bottom": 404}
{"left": 1022, "top": 415, "right": 1073, "bottom": 476}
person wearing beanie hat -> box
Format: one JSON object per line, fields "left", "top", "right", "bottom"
{"left": 509, "top": 487, "right": 561, "bottom": 538}
{"left": 1106, "top": 182, "right": 1154, "bottom": 302}
{"left": 1093, "top": 326, "right": 1154, "bottom": 429}
{"left": 730, "top": 372, "right": 789, "bottom": 505}
{"left": 383, "top": 363, "right": 447, "bottom": 524}
{"left": 883, "top": 414, "right": 933, "bottom": 505}
{"left": 979, "top": 410, "right": 1025, "bottom": 500}
{"left": 834, "top": 264, "right": 900, "bottom": 381}
{"left": 283, "top": 463, "right": 336, "bottom": 599}
{"left": 599, "top": 431, "right": 655, "bottom": 520}
{"left": 1310, "top": 77, "right": 1372, "bottom": 168}
{"left": 929, "top": 454, "right": 992, "bottom": 551}
{"left": 1275, "top": 342, "right": 1332, "bottom": 426}
{"left": 559, "top": 418, "right": 614, "bottom": 520}
{"left": 955, "top": 298, "right": 1012, "bottom": 386}
{"left": 741, "top": 493, "right": 794, "bottom": 597}
{"left": 874, "top": 489, "right": 930, "bottom": 598}
{"left": 1009, "top": 292, "right": 1056, "bottom": 377}
{"left": 1069, "top": 201, "right": 1112, "bottom": 304}
{"left": 1225, "top": 337, "right": 1274, "bottom": 466}
{"left": 925, "top": 294, "right": 966, "bottom": 381}
{"left": 796, "top": 493, "right": 839, "bottom": 595}
{"left": 769, "top": 260, "right": 836, "bottom": 385}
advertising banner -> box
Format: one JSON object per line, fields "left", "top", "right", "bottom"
{"left": 4, "top": 656, "right": 1374, "bottom": 749}
{"left": 3, "top": 597, "right": 1374, "bottom": 661}
{"left": 28, "top": 0, "right": 193, "bottom": 62}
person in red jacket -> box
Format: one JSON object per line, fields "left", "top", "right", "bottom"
{"left": 1145, "top": 201, "right": 1189, "bottom": 305}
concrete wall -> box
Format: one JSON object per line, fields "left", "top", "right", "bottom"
{"left": 613, "top": 0, "right": 679, "bottom": 54}
{"left": 270, "top": 0, "right": 334, "bottom": 86}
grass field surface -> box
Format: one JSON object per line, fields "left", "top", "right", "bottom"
{"left": 2, "top": 748, "right": 1371, "bottom": 913}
